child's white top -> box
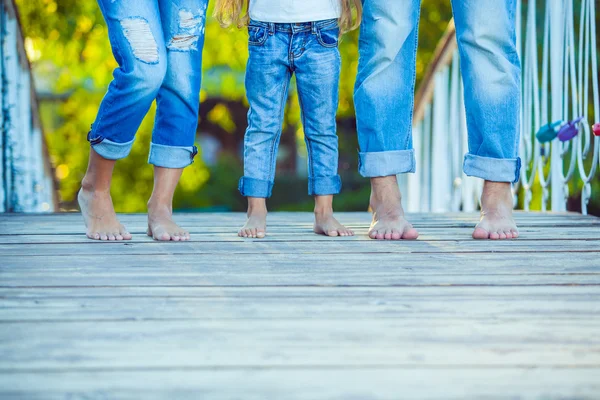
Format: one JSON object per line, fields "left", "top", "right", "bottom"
{"left": 249, "top": 0, "right": 341, "bottom": 23}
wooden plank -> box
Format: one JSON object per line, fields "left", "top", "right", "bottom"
{"left": 1, "top": 368, "right": 599, "bottom": 399}
{"left": 1, "top": 275, "right": 596, "bottom": 287}
{"left": 1, "top": 287, "right": 598, "bottom": 322}
{"left": 1, "top": 239, "right": 598, "bottom": 257}
{"left": 3, "top": 286, "right": 598, "bottom": 299}
{"left": 10, "top": 251, "right": 596, "bottom": 270}
{"left": 3, "top": 286, "right": 598, "bottom": 297}
{"left": 2, "top": 225, "right": 600, "bottom": 243}
{"left": 1, "top": 253, "right": 599, "bottom": 287}
{"left": 0, "top": 212, "right": 598, "bottom": 235}
{"left": 1, "top": 319, "right": 599, "bottom": 369}
{"left": 0, "top": 214, "right": 596, "bottom": 228}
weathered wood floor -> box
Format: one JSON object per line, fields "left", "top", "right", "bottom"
{"left": 0, "top": 211, "right": 599, "bottom": 399}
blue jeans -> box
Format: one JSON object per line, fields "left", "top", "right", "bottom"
{"left": 354, "top": 0, "right": 521, "bottom": 183}
{"left": 239, "top": 19, "right": 342, "bottom": 198}
{"left": 88, "top": 0, "right": 208, "bottom": 168}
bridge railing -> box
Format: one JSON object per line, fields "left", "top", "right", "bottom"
{"left": 406, "top": 0, "right": 599, "bottom": 214}
{"left": 1, "top": 0, "right": 56, "bottom": 212}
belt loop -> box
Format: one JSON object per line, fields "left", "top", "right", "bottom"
{"left": 269, "top": 22, "right": 274, "bottom": 34}
{"left": 311, "top": 22, "right": 317, "bottom": 34}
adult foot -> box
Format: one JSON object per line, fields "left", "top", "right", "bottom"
{"left": 78, "top": 187, "right": 132, "bottom": 241}
{"left": 147, "top": 202, "right": 190, "bottom": 241}
{"left": 239, "top": 198, "right": 267, "bottom": 238}
{"left": 314, "top": 211, "right": 354, "bottom": 237}
{"left": 472, "top": 181, "right": 519, "bottom": 240}
{"left": 368, "top": 176, "right": 419, "bottom": 240}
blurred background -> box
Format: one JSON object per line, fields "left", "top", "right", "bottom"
{"left": 12, "top": 0, "right": 600, "bottom": 214}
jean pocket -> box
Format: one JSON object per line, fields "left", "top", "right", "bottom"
{"left": 316, "top": 27, "right": 340, "bottom": 48}
{"left": 248, "top": 25, "right": 268, "bottom": 46}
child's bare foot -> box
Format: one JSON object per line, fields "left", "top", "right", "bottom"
{"left": 78, "top": 187, "right": 131, "bottom": 241}
{"left": 147, "top": 202, "right": 190, "bottom": 241}
{"left": 314, "top": 211, "right": 354, "bottom": 237}
{"left": 239, "top": 197, "right": 267, "bottom": 238}
{"left": 239, "top": 214, "right": 267, "bottom": 238}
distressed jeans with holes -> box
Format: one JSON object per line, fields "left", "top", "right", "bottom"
{"left": 354, "top": 0, "right": 521, "bottom": 183}
{"left": 239, "top": 19, "right": 342, "bottom": 198}
{"left": 89, "top": 0, "right": 207, "bottom": 168}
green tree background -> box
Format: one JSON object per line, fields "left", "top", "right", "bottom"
{"left": 15, "top": 0, "right": 599, "bottom": 214}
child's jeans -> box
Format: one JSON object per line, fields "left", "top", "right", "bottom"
{"left": 239, "top": 19, "right": 342, "bottom": 198}
{"left": 88, "top": 0, "right": 208, "bottom": 168}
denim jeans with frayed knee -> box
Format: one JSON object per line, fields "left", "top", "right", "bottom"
{"left": 89, "top": 0, "right": 207, "bottom": 168}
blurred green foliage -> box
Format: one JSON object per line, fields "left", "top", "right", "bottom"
{"left": 16, "top": 0, "right": 453, "bottom": 212}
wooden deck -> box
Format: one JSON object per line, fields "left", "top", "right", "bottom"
{"left": 0, "top": 211, "right": 599, "bottom": 399}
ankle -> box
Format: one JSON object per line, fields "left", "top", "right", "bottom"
{"left": 147, "top": 199, "right": 172, "bottom": 215}
{"left": 314, "top": 206, "right": 333, "bottom": 216}
{"left": 314, "top": 195, "right": 334, "bottom": 216}
{"left": 481, "top": 181, "right": 513, "bottom": 209}
{"left": 369, "top": 193, "right": 403, "bottom": 212}
{"left": 370, "top": 176, "right": 402, "bottom": 204}
{"left": 247, "top": 206, "right": 267, "bottom": 215}
{"left": 247, "top": 197, "right": 267, "bottom": 216}
{"left": 81, "top": 176, "right": 110, "bottom": 194}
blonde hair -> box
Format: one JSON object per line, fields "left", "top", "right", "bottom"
{"left": 213, "top": 0, "right": 362, "bottom": 33}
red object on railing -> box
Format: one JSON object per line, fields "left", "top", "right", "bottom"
{"left": 593, "top": 122, "right": 600, "bottom": 137}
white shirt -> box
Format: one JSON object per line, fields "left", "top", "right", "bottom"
{"left": 249, "top": 0, "right": 341, "bottom": 23}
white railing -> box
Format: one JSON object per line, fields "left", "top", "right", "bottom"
{"left": 406, "top": 0, "right": 599, "bottom": 214}
{"left": 1, "top": 0, "right": 56, "bottom": 212}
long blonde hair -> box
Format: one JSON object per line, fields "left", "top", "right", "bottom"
{"left": 214, "top": 0, "right": 362, "bottom": 33}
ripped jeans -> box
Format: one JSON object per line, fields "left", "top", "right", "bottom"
{"left": 89, "top": 0, "right": 208, "bottom": 168}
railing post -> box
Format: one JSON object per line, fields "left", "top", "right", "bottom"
{"left": 0, "top": 2, "right": 4, "bottom": 213}
{"left": 550, "top": 0, "right": 566, "bottom": 211}
{"left": 0, "top": 0, "right": 56, "bottom": 213}
{"left": 421, "top": 104, "right": 432, "bottom": 212}
{"left": 1, "top": 9, "right": 17, "bottom": 212}
{"left": 407, "top": 123, "right": 422, "bottom": 212}
{"left": 431, "top": 66, "right": 451, "bottom": 212}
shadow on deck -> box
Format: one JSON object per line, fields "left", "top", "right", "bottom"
{"left": 0, "top": 212, "right": 599, "bottom": 398}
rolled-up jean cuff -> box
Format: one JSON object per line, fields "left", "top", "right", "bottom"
{"left": 91, "top": 137, "right": 134, "bottom": 160}
{"left": 148, "top": 143, "right": 197, "bottom": 168}
{"left": 238, "top": 176, "right": 273, "bottom": 198}
{"left": 463, "top": 154, "right": 521, "bottom": 183}
{"left": 358, "top": 149, "right": 416, "bottom": 177}
{"left": 308, "top": 174, "right": 341, "bottom": 196}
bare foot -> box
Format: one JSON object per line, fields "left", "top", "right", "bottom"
{"left": 78, "top": 188, "right": 132, "bottom": 241}
{"left": 147, "top": 202, "right": 190, "bottom": 241}
{"left": 368, "top": 176, "right": 419, "bottom": 240}
{"left": 239, "top": 197, "right": 267, "bottom": 238}
{"left": 473, "top": 181, "right": 519, "bottom": 240}
{"left": 314, "top": 211, "right": 354, "bottom": 237}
